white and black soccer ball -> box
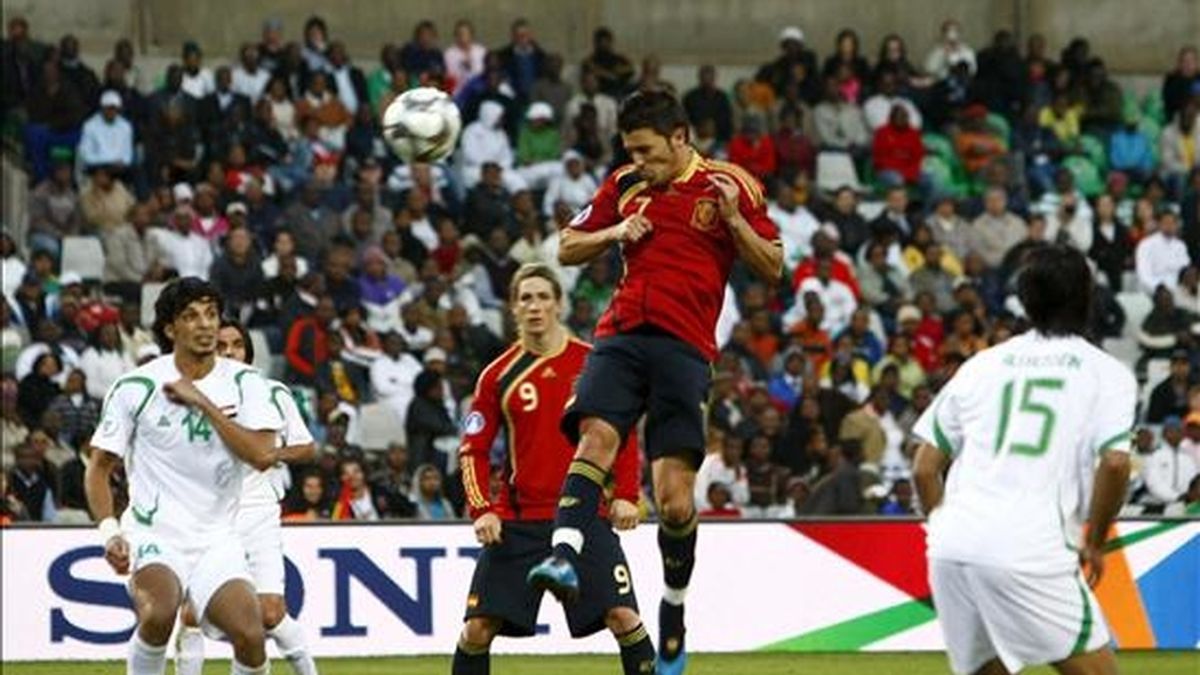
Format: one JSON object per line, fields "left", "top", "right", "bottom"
{"left": 382, "top": 87, "right": 462, "bottom": 163}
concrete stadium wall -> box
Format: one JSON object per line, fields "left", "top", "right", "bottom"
{"left": 3, "top": 0, "right": 1196, "bottom": 76}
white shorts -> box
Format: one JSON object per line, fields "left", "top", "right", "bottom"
{"left": 124, "top": 523, "right": 251, "bottom": 632}
{"left": 930, "top": 559, "right": 1111, "bottom": 674}
{"left": 236, "top": 503, "right": 285, "bottom": 596}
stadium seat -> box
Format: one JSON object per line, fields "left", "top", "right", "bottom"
{"left": 60, "top": 236, "right": 105, "bottom": 281}
{"left": 1079, "top": 134, "right": 1108, "bottom": 173}
{"left": 359, "top": 402, "right": 403, "bottom": 451}
{"left": 1141, "top": 91, "right": 1165, "bottom": 125}
{"left": 1062, "top": 156, "right": 1104, "bottom": 197}
{"left": 921, "top": 155, "right": 967, "bottom": 198}
{"left": 985, "top": 113, "right": 1011, "bottom": 145}
{"left": 1115, "top": 291, "right": 1153, "bottom": 340}
{"left": 248, "top": 329, "right": 273, "bottom": 376}
{"left": 921, "top": 132, "right": 956, "bottom": 161}
{"left": 816, "top": 151, "right": 863, "bottom": 194}
{"left": 140, "top": 282, "right": 165, "bottom": 329}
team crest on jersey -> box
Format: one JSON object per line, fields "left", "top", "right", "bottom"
{"left": 568, "top": 204, "right": 592, "bottom": 227}
{"left": 690, "top": 198, "right": 719, "bottom": 231}
{"left": 463, "top": 411, "right": 486, "bottom": 435}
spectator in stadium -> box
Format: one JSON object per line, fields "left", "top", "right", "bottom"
{"left": 865, "top": 68, "right": 923, "bottom": 132}
{"left": 968, "top": 187, "right": 1027, "bottom": 269}
{"left": 790, "top": 258, "right": 859, "bottom": 335}
{"left": 2, "top": 16, "right": 46, "bottom": 116}
{"left": 813, "top": 76, "right": 870, "bottom": 158}
{"left": 530, "top": 54, "right": 573, "bottom": 124}
{"left": 24, "top": 60, "right": 89, "bottom": 183}
{"left": 766, "top": 176, "right": 819, "bottom": 265}
{"left": 822, "top": 29, "right": 870, "bottom": 94}
{"left": 1150, "top": 344, "right": 1198, "bottom": 422}
{"left": 540, "top": 151, "right": 597, "bottom": 218}
{"left": 1038, "top": 90, "right": 1083, "bottom": 151}
{"left": 953, "top": 104, "right": 1006, "bottom": 176}
{"left": 859, "top": 240, "right": 911, "bottom": 318}
{"left": 46, "top": 369, "right": 99, "bottom": 449}
{"left": 7, "top": 442, "right": 57, "bottom": 522}
{"left": 1143, "top": 417, "right": 1199, "bottom": 511}
{"left": 462, "top": 100, "right": 526, "bottom": 191}
{"left": 496, "top": 18, "right": 546, "bottom": 102}
{"left": 515, "top": 102, "right": 563, "bottom": 190}
{"left": 772, "top": 107, "right": 817, "bottom": 181}
{"left": 410, "top": 463, "right": 456, "bottom": 520}
{"left": 327, "top": 41, "right": 368, "bottom": 116}
{"left": 209, "top": 227, "right": 263, "bottom": 319}
{"left": 580, "top": 27, "right": 634, "bottom": 99}
{"left": 297, "top": 71, "right": 352, "bottom": 151}
{"left": 1162, "top": 46, "right": 1200, "bottom": 124}
{"left": 283, "top": 181, "right": 342, "bottom": 262}
{"left": 77, "top": 323, "right": 131, "bottom": 401}
{"left": 444, "top": 20, "right": 486, "bottom": 95}
{"left": 405, "top": 368, "right": 458, "bottom": 473}
{"left": 873, "top": 103, "right": 926, "bottom": 190}
{"left": 1077, "top": 59, "right": 1124, "bottom": 132}
{"left": 400, "top": 20, "right": 443, "bottom": 80}
{"left": 924, "top": 195, "right": 969, "bottom": 259}
{"left": 284, "top": 469, "right": 332, "bottom": 520}
{"left": 78, "top": 91, "right": 134, "bottom": 174}
{"left": 924, "top": 19, "right": 976, "bottom": 79}
{"left": 804, "top": 440, "right": 868, "bottom": 515}
{"left": 1176, "top": 266, "right": 1200, "bottom": 315}
{"left": 230, "top": 43, "right": 270, "bottom": 102}
{"left": 909, "top": 242, "right": 959, "bottom": 314}
{"left": 79, "top": 166, "right": 136, "bottom": 235}
{"left": 632, "top": 54, "right": 676, "bottom": 97}
{"left": 285, "top": 294, "right": 336, "bottom": 387}
{"left": 27, "top": 158, "right": 85, "bottom": 257}
{"left": 179, "top": 41, "right": 214, "bottom": 99}
{"left": 371, "top": 330, "right": 423, "bottom": 427}
{"left": 974, "top": 30, "right": 1025, "bottom": 116}
{"left": 1136, "top": 210, "right": 1192, "bottom": 294}
{"left": 148, "top": 205, "right": 213, "bottom": 280}
{"left": 314, "top": 331, "right": 369, "bottom": 406}
{"left": 1109, "top": 111, "right": 1155, "bottom": 183}
{"left": 1088, "top": 194, "right": 1132, "bottom": 291}
{"left": 757, "top": 26, "right": 821, "bottom": 104}
{"left": 563, "top": 66, "right": 618, "bottom": 152}
{"left": 1161, "top": 98, "right": 1200, "bottom": 199}
{"left": 727, "top": 116, "right": 777, "bottom": 181}
{"left": 694, "top": 431, "right": 751, "bottom": 511}
{"left": 17, "top": 352, "right": 61, "bottom": 428}
{"left": 684, "top": 65, "right": 734, "bottom": 144}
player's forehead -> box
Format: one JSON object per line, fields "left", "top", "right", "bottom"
{"left": 621, "top": 128, "right": 668, "bottom": 149}
{"left": 178, "top": 297, "right": 219, "bottom": 317}
{"left": 516, "top": 276, "right": 556, "bottom": 298}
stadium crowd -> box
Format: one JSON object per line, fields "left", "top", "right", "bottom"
{"left": 2, "top": 14, "right": 1199, "bottom": 525}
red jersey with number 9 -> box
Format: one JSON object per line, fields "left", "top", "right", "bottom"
{"left": 458, "top": 337, "right": 641, "bottom": 521}
{"left": 568, "top": 152, "right": 781, "bottom": 361}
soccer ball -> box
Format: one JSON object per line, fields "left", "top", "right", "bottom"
{"left": 382, "top": 87, "right": 462, "bottom": 163}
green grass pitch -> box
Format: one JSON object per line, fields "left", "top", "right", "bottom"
{"left": 5, "top": 652, "right": 1197, "bottom": 674}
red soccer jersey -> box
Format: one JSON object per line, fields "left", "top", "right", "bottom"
{"left": 569, "top": 153, "right": 781, "bottom": 361}
{"left": 458, "top": 337, "right": 641, "bottom": 521}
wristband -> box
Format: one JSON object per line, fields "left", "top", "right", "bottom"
{"left": 98, "top": 517, "right": 121, "bottom": 544}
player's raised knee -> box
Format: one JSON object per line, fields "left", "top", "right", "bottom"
{"left": 259, "top": 596, "right": 287, "bottom": 629}
{"left": 138, "top": 604, "right": 178, "bottom": 643}
{"left": 228, "top": 619, "right": 266, "bottom": 654}
{"left": 578, "top": 418, "right": 621, "bottom": 458}
{"left": 604, "top": 607, "right": 642, "bottom": 635}
{"left": 657, "top": 494, "right": 696, "bottom": 525}
{"left": 462, "top": 617, "right": 500, "bottom": 647}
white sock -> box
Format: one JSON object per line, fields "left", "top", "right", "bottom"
{"left": 231, "top": 657, "right": 271, "bottom": 674}
{"left": 127, "top": 632, "right": 167, "bottom": 675}
{"left": 663, "top": 586, "right": 688, "bottom": 606}
{"left": 269, "top": 615, "right": 319, "bottom": 675}
{"left": 175, "top": 626, "right": 205, "bottom": 675}
{"left": 551, "top": 527, "right": 585, "bottom": 555}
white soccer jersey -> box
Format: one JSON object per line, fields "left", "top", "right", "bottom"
{"left": 90, "top": 355, "right": 283, "bottom": 540}
{"left": 240, "top": 378, "right": 314, "bottom": 508}
{"left": 913, "top": 333, "right": 1137, "bottom": 575}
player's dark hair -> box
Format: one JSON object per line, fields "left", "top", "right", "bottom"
{"left": 1017, "top": 245, "right": 1093, "bottom": 338}
{"left": 219, "top": 317, "right": 254, "bottom": 365}
{"left": 509, "top": 263, "right": 563, "bottom": 302}
{"left": 618, "top": 90, "right": 689, "bottom": 138}
{"left": 152, "top": 277, "right": 223, "bottom": 353}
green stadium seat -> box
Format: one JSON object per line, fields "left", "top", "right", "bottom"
{"left": 921, "top": 155, "right": 967, "bottom": 198}
{"left": 985, "top": 113, "right": 1011, "bottom": 145}
{"left": 1141, "top": 91, "right": 1165, "bottom": 125}
{"left": 922, "top": 132, "right": 956, "bottom": 161}
{"left": 1063, "top": 156, "right": 1104, "bottom": 198}
{"left": 1079, "top": 134, "right": 1108, "bottom": 173}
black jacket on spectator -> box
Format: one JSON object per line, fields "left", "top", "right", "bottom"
{"left": 824, "top": 208, "right": 870, "bottom": 257}
{"left": 975, "top": 43, "right": 1026, "bottom": 117}
{"left": 8, "top": 467, "right": 52, "bottom": 521}
{"left": 26, "top": 78, "right": 88, "bottom": 132}
{"left": 757, "top": 50, "right": 821, "bottom": 104}
{"left": 405, "top": 386, "right": 457, "bottom": 468}
{"left": 1146, "top": 377, "right": 1193, "bottom": 424}
{"left": 210, "top": 254, "right": 265, "bottom": 316}
{"left": 463, "top": 184, "right": 513, "bottom": 238}
{"left": 1089, "top": 221, "right": 1131, "bottom": 292}
{"left": 18, "top": 369, "right": 60, "bottom": 428}
{"left": 1162, "top": 70, "right": 1200, "bottom": 125}
{"left": 1, "top": 37, "right": 48, "bottom": 111}
{"left": 57, "top": 455, "right": 89, "bottom": 511}
{"left": 803, "top": 461, "right": 864, "bottom": 515}
{"left": 315, "top": 358, "right": 370, "bottom": 405}
{"left": 683, "top": 86, "right": 735, "bottom": 142}
{"left": 199, "top": 90, "right": 252, "bottom": 156}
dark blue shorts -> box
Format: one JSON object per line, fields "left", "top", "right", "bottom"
{"left": 561, "top": 329, "right": 711, "bottom": 469}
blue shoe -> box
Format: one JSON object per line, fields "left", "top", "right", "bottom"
{"left": 527, "top": 555, "right": 580, "bottom": 604}
{"left": 656, "top": 649, "right": 687, "bottom": 675}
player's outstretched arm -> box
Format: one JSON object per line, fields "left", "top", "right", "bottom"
{"left": 913, "top": 442, "right": 950, "bottom": 515}
{"left": 558, "top": 215, "right": 652, "bottom": 266}
{"left": 84, "top": 449, "right": 130, "bottom": 575}
{"left": 277, "top": 442, "right": 317, "bottom": 464}
{"left": 1081, "top": 451, "right": 1131, "bottom": 586}
{"left": 164, "top": 379, "right": 279, "bottom": 471}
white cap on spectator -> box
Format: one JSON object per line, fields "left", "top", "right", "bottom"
{"left": 423, "top": 347, "right": 447, "bottom": 364}
{"left": 226, "top": 201, "right": 248, "bottom": 216}
{"left": 526, "top": 102, "right": 554, "bottom": 121}
{"left": 897, "top": 305, "right": 922, "bottom": 324}
{"left": 173, "top": 182, "right": 194, "bottom": 203}
{"left": 60, "top": 271, "right": 83, "bottom": 286}
{"left": 100, "top": 90, "right": 122, "bottom": 109}
{"left": 779, "top": 26, "right": 805, "bottom": 44}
